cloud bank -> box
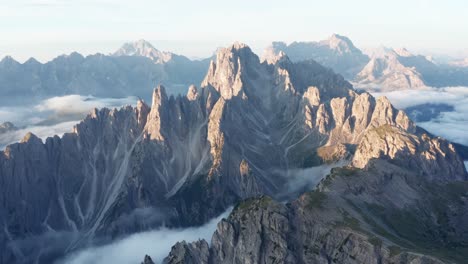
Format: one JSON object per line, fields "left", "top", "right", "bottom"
{"left": 0, "top": 95, "right": 136, "bottom": 149}
{"left": 372, "top": 87, "right": 468, "bottom": 146}
{"left": 59, "top": 208, "right": 232, "bottom": 264}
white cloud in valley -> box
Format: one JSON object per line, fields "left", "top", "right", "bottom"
{"left": 60, "top": 208, "right": 232, "bottom": 264}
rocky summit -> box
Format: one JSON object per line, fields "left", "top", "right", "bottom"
{"left": 263, "top": 34, "right": 370, "bottom": 80}
{"left": 1, "top": 42, "right": 467, "bottom": 264}
{"left": 264, "top": 35, "right": 468, "bottom": 91}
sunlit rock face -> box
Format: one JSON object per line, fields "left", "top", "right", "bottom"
{"left": 263, "top": 34, "right": 370, "bottom": 79}
{"left": 265, "top": 35, "right": 468, "bottom": 91}
{"left": 2, "top": 42, "right": 466, "bottom": 264}
{"left": 354, "top": 48, "right": 427, "bottom": 91}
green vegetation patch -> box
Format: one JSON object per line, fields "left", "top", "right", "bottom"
{"left": 305, "top": 190, "right": 327, "bottom": 209}
{"left": 235, "top": 196, "right": 273, "bottom": 212}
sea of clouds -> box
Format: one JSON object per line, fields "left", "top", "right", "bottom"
{"left": 0, "top": 95, "right": 137, "bottom": 149}
{"left": 372, "top": 86, "right": 468, "bottom": 146}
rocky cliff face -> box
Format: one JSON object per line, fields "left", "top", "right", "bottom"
{"left": 354, "top": 48, "right": 427, "bottom": 91}
{"left": 164, "top": 194, "right": 450, "bottom": 264}
{"left": 352, "top": 125, "right": 466, "bottom": 182}
{"left": 1, "top": 42, "right": 466, "bottom": 263}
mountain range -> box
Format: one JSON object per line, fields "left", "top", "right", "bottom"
{"left": 1, "top": 35, "right": 468, "bottom": 107}
{"left": 262, "top": 34, "right": 370, "bottom": 80}
{"left": 0, "top": 40, "right": 210, "bottom": 105}
{"left": 1, "top": 42, "right": 467, "bottom": 263}
{"left": 265, "top": 35, "right": 468, "bottom": 91}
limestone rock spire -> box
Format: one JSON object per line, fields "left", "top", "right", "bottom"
{"left": 144, "top": 85, "right": 168, "bottom": 141}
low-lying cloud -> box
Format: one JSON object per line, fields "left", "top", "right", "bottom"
{"left": 35, "top": 95, "right": 137, "bottom": 116}
{"left": 372, "top": 86, "right": 468, "bottom": 146}
{"left": 59, "top": 208, "right": 232, "bottom": 264}
{"left": 275, "top": 161, "right": 348, "bottom": 200}
{"left": 0, "top": 95, "right": 136, "bottom": 149}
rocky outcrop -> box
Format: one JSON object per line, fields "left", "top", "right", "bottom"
{"left": 165, "top": 240, "right": 210, "bottom": 264}
{"left": 352, "top": 125, "right": 467, "bottom": 182}
{"left": 164, "top": 195, "right": 448, "bottom": 264}
{"left": 144, "top": 85, "right": 169, "bottom": 141}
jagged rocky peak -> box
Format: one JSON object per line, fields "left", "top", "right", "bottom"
{"left": 370, "top": 96, "right": 415, "bottom": 132}
{"left": 202, "top": 42, "right": 263, "bottom": 100}
{"left": 302, "top": 86, "right": 321, "bottom": 106}
{"left": 113, "top": 39, "right": 174, "bottom": 63}
{"left": 187, "top": 84, "right": 199, "bottom": 101}
{"left": 352, "top": 125, "right": 467, "bottom": 182}
{"left": 144, "top": 85, "right": 168, "bottom": 141}
{"left": 165, "top": 240, "right": 210, "bottom": 263}
{"left": 204, "top": 41, "right": 356, "bottom": 105}
{"left": 136, "top": 98, "right": 150, "bottom": 128}
{"left": 151, "top": 84, "right": 168, "bottom": 106}
{"left": 141, "top": 255, "right": 155, "bottom": 264}
{"left": 20, "top": 132, "right": 42, "bottom": 144}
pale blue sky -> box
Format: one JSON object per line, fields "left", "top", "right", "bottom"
{"left": 0, "top": 0, "right": 467, "bottom": 62}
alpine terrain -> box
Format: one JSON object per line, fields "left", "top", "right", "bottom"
{"left": 0, "top": 43, "right": 467, "bottom": 264}
{"left": 266, "top": 35, "right": 468, "bottom": 91}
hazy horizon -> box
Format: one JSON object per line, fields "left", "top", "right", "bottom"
{"left": 1, "top": 0, "right": 467, "bottom": 62}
